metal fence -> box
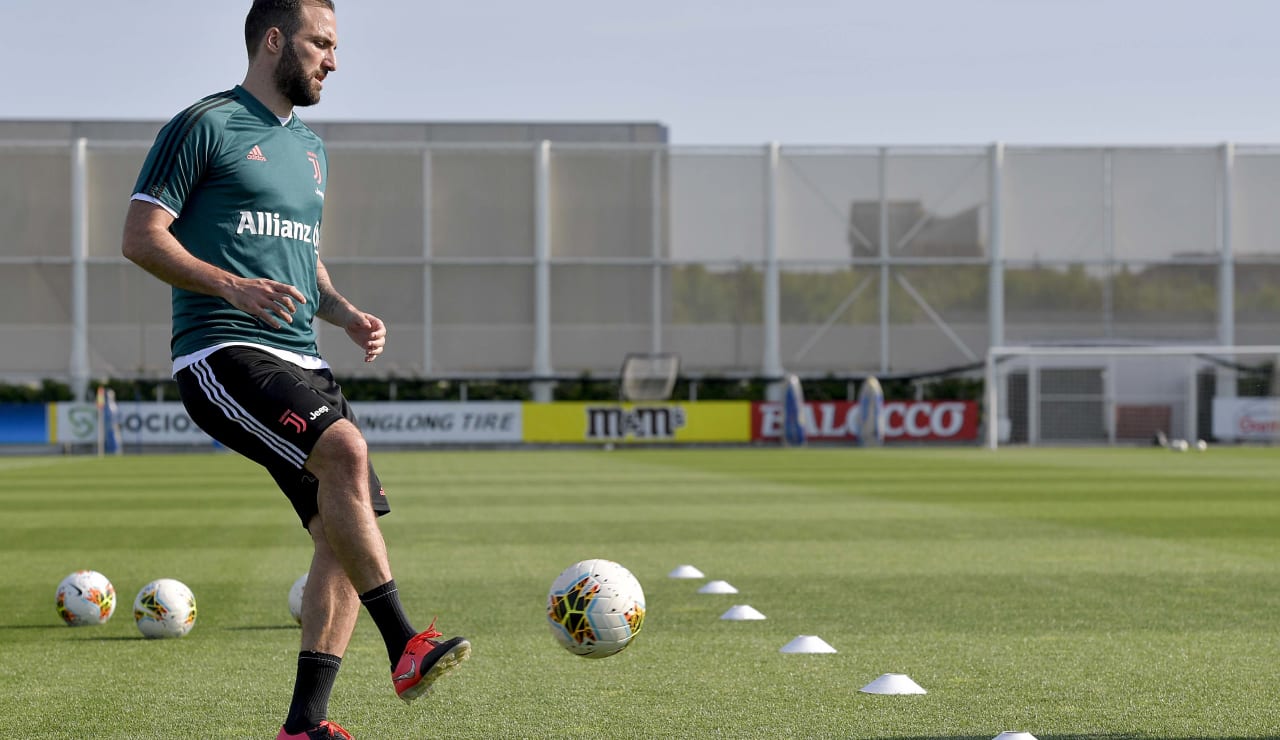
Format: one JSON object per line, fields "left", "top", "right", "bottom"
{"left": 3, "top": 131, "right": 1278, "bottom": 399}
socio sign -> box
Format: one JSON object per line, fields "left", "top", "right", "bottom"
{"left": 752, "top": 400, "right": 979, "bottom": 442}
{"left": 52, "top": 402, "right": 213, "bottom": 444}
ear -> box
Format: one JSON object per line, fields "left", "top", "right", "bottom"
{"left": 264, "top": 27, "right": 284, "bottom": 55}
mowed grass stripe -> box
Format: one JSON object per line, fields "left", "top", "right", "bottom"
{"left": 1, "top": 447, "right": 1278, "bottom": 738}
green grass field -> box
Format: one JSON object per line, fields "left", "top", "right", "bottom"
{"left": 2, "top": 447, "right": 1279, "bottom": 739}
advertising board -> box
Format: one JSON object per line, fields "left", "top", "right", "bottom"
{"left": 47, "top": 401, "right": 522, "bottom": 446}
{"left": 752, "top": 400, "right": 979, "bottom": 443}
{"left": 1211, "top": 397, "right": 1280, "bottom": 441}
{"left": 523, "top": 402, "right": 750, "bottom": 444}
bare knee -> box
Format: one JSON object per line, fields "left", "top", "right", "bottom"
{"left": 306, "top": 420, "right": 367, "bottom": 481}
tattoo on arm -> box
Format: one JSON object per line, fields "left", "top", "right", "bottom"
{"left": 318, "top": 285, "right": 343, "bottom": 321}
{"left": 315, "top": 260, "right": 352, "bottom": 324}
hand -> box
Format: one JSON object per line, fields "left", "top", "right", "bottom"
{"left": 225, "top": 277, "right": 307, "bottom": 329}
{"left": 344, "top": 312, "right": 386, "bottom": 362}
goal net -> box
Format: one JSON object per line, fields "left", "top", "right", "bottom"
{"left": 983, "top": 344, "right": 1280, "bottom": 449}
{"left": 619, "top": 353, "right": 680, "bottom": 402}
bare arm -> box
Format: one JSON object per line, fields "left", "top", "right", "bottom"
{"left": 316, "top": 258, "right": 387, "bottom": 363}
{"left": 121, "top": 199, "right": 307, "bottom": 329}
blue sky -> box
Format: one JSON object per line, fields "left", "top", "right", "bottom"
{"left": 4, "top": 0, "right": 1277, "bottom": 144}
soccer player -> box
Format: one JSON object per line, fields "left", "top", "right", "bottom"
{"left": 120, "top": 2, "right": 470, "bottom": 737}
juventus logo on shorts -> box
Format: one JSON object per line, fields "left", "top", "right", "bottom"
{"left": 279, "top": 409, "right": 308, "bottom": 434}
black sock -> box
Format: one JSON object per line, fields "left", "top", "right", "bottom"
{"left": 359, "top": 580, "right": 418, "bottom": 666}
{"left": 283, "top": 651, "right": 341, "bottom": 734}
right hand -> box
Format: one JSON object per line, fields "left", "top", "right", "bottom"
{"left": 224, "top": 277, "right": 308, "bottom": 329}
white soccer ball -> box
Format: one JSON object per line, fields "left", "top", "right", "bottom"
{"left": 55, "top": 570, "right": 116, "bottom": 626}
{"left": 133, "top": 578, "right": 197, "bottom": 639}
{"left": 1195, "top": 439, "right": 1208, "bottom": 451}
{"left": 288, "top": 573, "right": 308, "bottom": 625}
{"left": 546, "top": 559, "right": 645, "bottom": 659}
{"left": 1171, "top": 439, "right": 1189, "bottom": 452}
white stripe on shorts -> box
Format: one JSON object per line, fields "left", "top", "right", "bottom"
{"left": 191, "top": 357, "right": 308, "bottom": 469}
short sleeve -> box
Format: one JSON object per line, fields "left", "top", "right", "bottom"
{"left": 132, "top": 98, "right": 228, "bottom": 216}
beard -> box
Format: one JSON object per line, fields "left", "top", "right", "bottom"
{"left": 274, "top": 40, "right": 321, "bottom": 107}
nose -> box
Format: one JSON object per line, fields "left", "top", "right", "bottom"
{"left": 325, "top": 49, "right": 337, "bottom": 72}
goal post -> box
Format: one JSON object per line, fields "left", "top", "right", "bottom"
{"left": 984, "top": 344, "right": 1280, "bottom": 450}
{"left": 619, "top": 353, "right": 680, "bottom": 402}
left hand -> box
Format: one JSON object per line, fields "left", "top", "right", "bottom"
{"left": 344, "top": 312, "right": 386, "bottom": 363}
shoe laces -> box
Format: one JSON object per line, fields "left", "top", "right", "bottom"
{"left": 312, "top": 722, "right": 352, "bottom": 740}
{"left": 406, "top": 617, "right": 443, "bottom": 650}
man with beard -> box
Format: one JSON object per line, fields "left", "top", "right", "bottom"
{"left": 121, "top": 2, "right": 470, "bottom": 737}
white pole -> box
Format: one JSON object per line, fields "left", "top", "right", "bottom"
{"left": 421, "top": 149, "right": 433, "bottom": 375}
{"left": 1186, "top": 361, "right": 1199, "bottom": 443}
{"left": 1102, "top": 149, "right": 1115, "bottom": 339}
{"left": 1105, "top": 356, "right": 1116, "bottom": 445}
{"left": 650, "top": 147, "right": 664, "bottom": 355}
{"left": 878, "top": 147, "right": 890, "bottom": 374}
{"left": 1028, "top": 355, "right": 1040, "bottom": 446}
{"left": 988, "top": 143, "right": 1006, "bottom": 450}
{"left": 988, "top": 143, "right": 1005, "bottom": 349}
{"left": 1218, "top": 142, "right": 1237, "bottom": 400}
{"left": 985, "top": 349, "right": 998, "bottom": 450}
{"left": 762, "top": 142, "right": 783, "bottom": 380}
{"left": 532, "top": 141, "right": 554, "bottom": 402}
{"left": 1219, "top": 142, "right": 1235, "bottom": 348}
{"left": 70, "top": 138, "right": 90, "bottom": 401}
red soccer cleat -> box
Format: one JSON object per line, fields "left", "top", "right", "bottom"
{"left": 391, "top": 618, "right": 472, "bottom": 702}
{"left": 276, "top": 720, "right": 353, "bottom": 739}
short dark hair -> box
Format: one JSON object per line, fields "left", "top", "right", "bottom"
{"left": 244, "top": 0, "right": 335, "bottom": 59}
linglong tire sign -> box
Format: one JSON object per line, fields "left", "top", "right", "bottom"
{"left": 752, "top": 400, "right": 979, "bottom": 443}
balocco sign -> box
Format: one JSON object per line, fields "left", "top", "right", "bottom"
{"left": 752, "top": 400, "right": 979, "bottom": 443}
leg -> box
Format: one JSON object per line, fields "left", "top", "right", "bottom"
{"left": 304, "top": 419, "right": 391, "bottom": 594}
{"left": 280, "top": 517, "right": 359, "bottom": 737}
{"left": 301, "top": 514, "right": 361, "bottom": 655}
{"left": 304, "top": 420, "right": 417, "bottom": 665}
{"left": 305, "top": 420, "right": 470, "bottom": 703}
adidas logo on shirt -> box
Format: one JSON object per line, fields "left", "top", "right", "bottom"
{"left": 246, "top": 145, "right": 267, "bottom": 162}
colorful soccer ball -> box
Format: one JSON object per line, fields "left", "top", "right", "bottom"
{"left": 288, "top": 573, "right": 308, "bottom": 625}
{"left": 55, "top": 570, "right": 116, "bottom": 626}
{"left": 547, "top": 559, "right": 645, "bottom": 658}
{"left": 133, "top": 578, "right": 197, "bottom": 639}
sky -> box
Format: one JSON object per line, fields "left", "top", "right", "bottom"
{"left": 3, "top": 0, "right": 1279, "bottom": 145}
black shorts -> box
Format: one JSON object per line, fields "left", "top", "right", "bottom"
{"left": 175, "top": 345, "right": 389, "bottom": 528}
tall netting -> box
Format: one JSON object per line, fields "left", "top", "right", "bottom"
{"left": 984, "top": 345, "right": 1280, "bottom": 449}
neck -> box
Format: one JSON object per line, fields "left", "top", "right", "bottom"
{"left": 240, "top": 71, "right": 293, "bottom": 118}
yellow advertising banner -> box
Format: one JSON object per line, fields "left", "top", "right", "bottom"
{"left": 522, "top": 401, "right": 751, "bottom": 444}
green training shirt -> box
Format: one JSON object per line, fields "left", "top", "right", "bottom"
{"left": 133, "top": 85, "right": 328, "bottom": 360}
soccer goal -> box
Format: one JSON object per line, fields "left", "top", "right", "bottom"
{"left": 619, "top": 353, "right": 681, "bottom": 402}
{"left": 983, "top": 344, "right": 1280, "bottom": 449}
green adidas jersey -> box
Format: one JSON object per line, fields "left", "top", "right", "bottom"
{"left": 133, "top": 85, "right": 328, "bottom": 359}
